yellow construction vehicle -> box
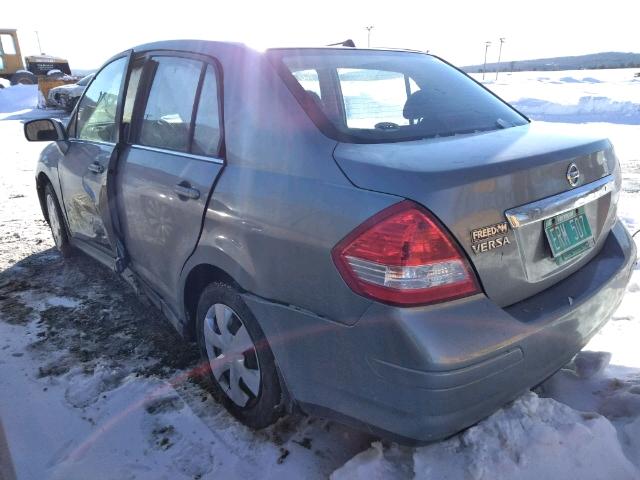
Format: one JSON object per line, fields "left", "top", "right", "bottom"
{"left": 0, "top": 29, "right": 71, "bottom": 85}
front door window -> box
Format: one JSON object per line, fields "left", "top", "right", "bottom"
{"left": 75, "top": 57, "right": 127, "bottom": 143}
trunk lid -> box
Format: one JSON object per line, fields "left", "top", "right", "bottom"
{"left": 333, "top": 123, "right": 620, "bottom": 307}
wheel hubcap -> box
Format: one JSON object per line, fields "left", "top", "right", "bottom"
{"left": 203, "top": 303, "right": 261, "bottom": 407}
{"left": 46, "top": 194, "right": 63, "bottom": 248}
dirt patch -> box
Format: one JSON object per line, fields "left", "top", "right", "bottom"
{"left": 0, "top": 295, "right": 36, "bottom": 325}
{"left": 0, "top": 247, "right": 200, "bottom": 379}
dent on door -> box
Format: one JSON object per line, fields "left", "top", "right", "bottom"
{"left": 60, "top": 141, "right": 112, "bottom": 247}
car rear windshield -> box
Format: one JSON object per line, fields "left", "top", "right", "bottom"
{"left": 269, "top": 49, "right": 528, "bottom": 143}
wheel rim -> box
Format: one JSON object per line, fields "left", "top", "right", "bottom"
{"left": 46, "top": 193, "right": 63, "bottom": 248}
{"left": 203, "top": 303, "right": 261, "bottom": 407}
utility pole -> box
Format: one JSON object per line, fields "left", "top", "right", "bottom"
{"left": 482, "top": 41, "right": 492, "bottom": 80}
{"left": 35, "top": 31, "right": 43, "bottom": 54}
{"left": 365, "top": 26, "right": 374, "bottom": 48}
{"left": 495, "top": 37, "right": 506, "bottom": 80}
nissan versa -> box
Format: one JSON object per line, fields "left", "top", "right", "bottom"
{"left": 24, "top": 41, "right": 635, "bottom": 443}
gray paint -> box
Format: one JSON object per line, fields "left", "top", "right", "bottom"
{"left": 28, "top": 40, "right": 635, "bottom": 443}
{"left": 245, "top": 221, "right": 635, "bottom": 442}
{"left": 333, "top": 123, "right": 618, "bottom": 306}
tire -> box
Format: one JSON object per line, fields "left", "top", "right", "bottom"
{"left": 44, "top": 183, "right": 73, "bottom": 258}
{"left": 10, "top": 71, "right": 37, "bottom": 85}
{"left": 196, "top": 282, "right": 283, "bottom": 429}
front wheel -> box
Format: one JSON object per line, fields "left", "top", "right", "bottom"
{"left": 196, "top": 282, "right": 283, "bottom": 429}
{"left": 44, "top": 183, "right": 73, "bottom": 258}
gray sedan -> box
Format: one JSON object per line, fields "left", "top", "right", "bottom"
{"left": 24, "top": 41, "right": 635, "bottom": 443}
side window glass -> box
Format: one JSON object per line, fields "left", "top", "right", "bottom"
{"left": 122, "top": 59, "right": 144, "bottom": 126}
{"left": 138, "top": 57, "right": 202, "bottom": 153}
{"left": 76, "top": 57, "right": 126, "bottom": 143}
{"left": 192, "top": 65, "right": 222, "bottom": 157}
{"left": 0, "top": 34, "right": 17, "bottom": 55}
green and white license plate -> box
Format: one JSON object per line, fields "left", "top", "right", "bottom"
{"left": 544, "top": 207, "right": 594, "bottom": 265}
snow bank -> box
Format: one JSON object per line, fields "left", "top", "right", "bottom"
{"left": 333, "top": 391, "right": 639, "bottom": 480}
{"left": 512, "top": 96, "right": 640, "bottom": 123}
{"left": 0, "top": 84, "right": 38, "bottom": 113}
{"left": 476, "top": 68, "right": 640, "bottom": 124}
{"left": 412, "top": 393, "right": 637, "bottom": 480}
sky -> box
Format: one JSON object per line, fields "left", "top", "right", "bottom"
{"left": 2, "top": 0, "right": 639, "bottom": 70}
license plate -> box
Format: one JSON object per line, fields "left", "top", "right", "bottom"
{"left": 544, "top": 207, "right": 594, "bottom": 265}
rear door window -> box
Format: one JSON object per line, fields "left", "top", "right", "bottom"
{"left": 138, "top": 57, "right": 202, "bottom": 153}
{"left": 191, "top": 64, "right": 222, "bottom": 157}
{"left": 136, "top": 56, "right": 223, "bottom": 158}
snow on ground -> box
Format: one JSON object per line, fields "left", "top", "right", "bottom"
{"left": 0, "top": 84, "right": 65, "bottom": 121}
{"left": 1, "top": 68, "right": 640, "bottom": 479}
{"left": 473, "top": 68, "right": 640, "bottom": 124}
{"left": 0, "top": 85, "right": 38, "bottom": 119}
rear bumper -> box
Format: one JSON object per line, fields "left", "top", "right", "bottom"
{"left": 244, "top": 220, "right": 636, "bottom": 443}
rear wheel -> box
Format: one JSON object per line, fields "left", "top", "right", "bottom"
{"left": 196, "top": 282, "right": 283, "bottom": 429}
{"left": 10, "top": 71, "right": 37, "bottom": 85}
{"left": 44, "top": 183, "right": 73, "bottom": 258}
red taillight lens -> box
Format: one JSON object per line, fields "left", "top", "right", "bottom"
{"left": 332, "top": 201, "right": 481, "bottom": 306}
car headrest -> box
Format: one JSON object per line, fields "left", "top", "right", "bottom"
{"left": 403, "top": 89, "right": 429, "bottom": 120}
{"left": 304, "top": 90, "right": 323, "bottom": 109}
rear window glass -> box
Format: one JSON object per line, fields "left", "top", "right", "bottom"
{"left": 272, "top": 49, "right": 527, "bottom": 143}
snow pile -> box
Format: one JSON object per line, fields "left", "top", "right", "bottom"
{"left": 511, "top": 96, "right": 640, "bottom": 123}
{"left": 0, "top": 78, "right": 9, "bottom": 89}
{"left": 333, "top": 354, "right": 640, "bottom": 480}
{"left": 476, "top": 68, "right": 640, "bottom": 123}
{"left": 412, "top": 392, "right": 637, "bottom": 480}
{"left": 0, "top": 84, "right": 38, "bottom": 116}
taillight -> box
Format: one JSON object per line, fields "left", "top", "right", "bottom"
{"left": 332, "top": 201, "right": 481, "bottom": 306}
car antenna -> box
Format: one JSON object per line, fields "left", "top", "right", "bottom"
{"left": 326, "top": 39, "right": 356, "bottom": 47}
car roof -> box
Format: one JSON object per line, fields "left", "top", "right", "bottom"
{"left": 127, "top": 39, "right": 424, "bottom": 56}
{"left": 101, "top": 40, "right": 429, "bottom": 69}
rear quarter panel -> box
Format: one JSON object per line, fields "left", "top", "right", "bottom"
{"left": 181, "top": 47, "right": 402, "bottom": 324}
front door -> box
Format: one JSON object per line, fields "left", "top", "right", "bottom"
{"left": 117, "top": 54, "right": 224, "bottom": 306}
{"left": 57, "top": 55, "right": 129, "bottom": 252}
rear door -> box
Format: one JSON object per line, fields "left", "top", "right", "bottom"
{"left": 117, "top": 53, "right": 224, "bottom": 306}
{"left": 57, "top": 54, "right": 130, "bottom": 253}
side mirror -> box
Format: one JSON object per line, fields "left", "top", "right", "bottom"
{"left": 24, "top": 118, "right": 67, "bottom": 142}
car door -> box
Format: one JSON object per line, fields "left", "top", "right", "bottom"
{"left": 57, "top": 54, "right": 130, "bottom": 253}
{"left": 117, "top": 53, "right": 224, "bottom": 306}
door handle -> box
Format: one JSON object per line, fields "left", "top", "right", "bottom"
{"left": 87, "top": 162, "right": 105, "bottom": 174}
{"left": 174, "top": 183, "right": 200, "bottom": 200}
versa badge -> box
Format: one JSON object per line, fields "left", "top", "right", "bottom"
{"left": 471, "top": 222, "right": 511, "bottom": 254}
